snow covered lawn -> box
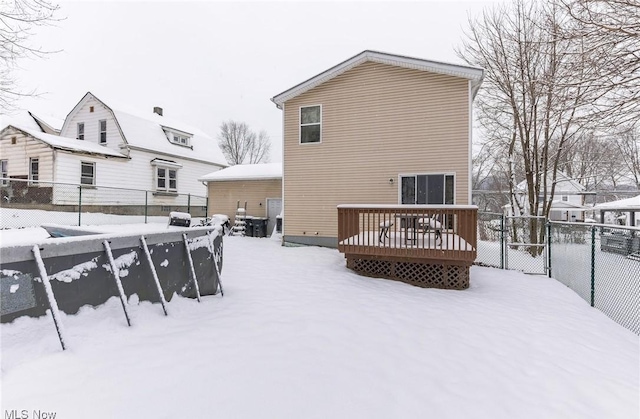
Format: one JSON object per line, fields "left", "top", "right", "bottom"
{"left": 2, "top": 235, "right": 638, "bottom": 419}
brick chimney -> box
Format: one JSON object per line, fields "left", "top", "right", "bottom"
{"left": 153, "top": 107, "right": 163, "bottom": 116}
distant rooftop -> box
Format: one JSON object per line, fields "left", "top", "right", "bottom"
{"left": 199, "top": 163, "right": 282, "bottom": 182}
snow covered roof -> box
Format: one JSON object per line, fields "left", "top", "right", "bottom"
{"left": 0, "top": 110, "right": 43, "bottom": 132}
{"left": 593, "top": 195, "right": 640, "bottom": 210}
{"left": 199, "top": 163, "right": 282, "bottom": 182}
{"left": 61, "top": 92, "right": 228, "bottom": 167}
{"left": 271, "top": 50, "right": 485, "bottom": 107}
{"left": 515, "top": 171, "right": 586, "bottom": 193}
{"left": 3, "top": 125, "right": 128, "bottom": 158}
{"left": 29, "top": 112, "right": 63, "bottom": 134}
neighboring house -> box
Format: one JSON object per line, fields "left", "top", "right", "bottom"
{"left": 511, "top": 171, "right": 587, "bottom": 221}
{"left": 1, "top": 92, "right": 227, "bottom": 210}
{"left": 199, "top": 163, "right": 282, "bottom": 234}
{"left": 271, "top": 50, "right": 484, "bottom": 247}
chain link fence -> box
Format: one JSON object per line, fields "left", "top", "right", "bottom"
{"left": 477, "top": 212, "right": 639, "bottom": 334}
{"left": 1, "top": 178, "right": 208, "bottom": 229}
{"left": 549, "top": 222, "right": 639, "bottom": 334}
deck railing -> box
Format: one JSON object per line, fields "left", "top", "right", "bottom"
{"left": 337, "top": 204, "right": 477, "bottom": 262}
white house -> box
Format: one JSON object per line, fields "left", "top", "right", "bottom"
{"left": 510, "top": 171, "right": 587, "bottom": 221}
{"left": 0, "top": 92, "right": 227, "bottom": 209}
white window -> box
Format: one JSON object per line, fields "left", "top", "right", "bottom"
{"left": 1, "top": 159, "right": 7, "bottom": 186}
{"left": 300, "top": 105, "right": 321, "bottom": 143}
{"left": 77, "top": 123, "right": 85, "bottom": 140}
{"left": 156, "top": 167, "right": 177, "bottom": 192}
{"left": 400, "top": 174, "right": 455, "bottom": 204}
{"left": 29, "top": 157, "right": 39, "bottom": 184}
{"left": 171, "top": 134, "right": 190, "bottom": 146}
{"left": 81, "top": 162, "right": 95, "bottom": 185}
{"left": 561, "top": 195, "right": 568, "bottom": 202}
{"left": 99, "top": 120, "right": 107, "bottom": 144}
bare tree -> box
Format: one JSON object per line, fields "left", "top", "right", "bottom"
{"left": 247, "top": 130, "right": 271, "bottom": 164}
{"left": 560, "top": 0, "right": 639, "bottom": 126}
{"left": 217, "top": 120, "right": 271, "bottom": 165}
{"left": 612, "top": 127, "right": 640, "bottom": 189}
{"left": 458, "top": 0, "right": 608, "bottom": 251}
{"left": 1, "top": 0, "right": 60, "bottom": 111}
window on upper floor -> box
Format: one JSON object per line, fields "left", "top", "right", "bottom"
{"left": 400, "top": 174, "right": 455, "bottom": 205}
{"left": 562, "top": 195, "right": 568, "bottom": 202}
{"left": 1, "top": 159, "right": 7, "bottom": 186}
{"left": 300, "top": 105, "right": 321, "bottom": 144}
{"left": 29, "top": 157, "right": 39, "bottom": 185}
{"left": 99, "top": 120, "right": 107, "bottom": 144}
{"left": 77, "top": 122, "right": 85, "bottom": 140}
{"left": 172, "top": 134, "right": 190, "bottom": 146}
{"left": 81, "top": 162, "right": 95, "bottom": 186}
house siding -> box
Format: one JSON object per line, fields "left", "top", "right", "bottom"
{"left": 0, "top": 127, "right": 54, "bottom": 181}
{"left": 206, "top": 179, "right": 282, "bottom": 221}
{"left": 60, "top": 96, "right": 125, "bottom": 154}
{"left": 282, "top": 61, "right": 470, "bottom": 243}
{"left": 50, "top": 149, "right": 212, "bottom": 205}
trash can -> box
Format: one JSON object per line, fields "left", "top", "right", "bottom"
{"left": 276, "top": 215, "right": 282, "bottom": 233}
{"left": 253, "top": 217, "right": 268, "bottom": 238}
{"left": 244, "top": 216, "right": 255, "bottom": 237}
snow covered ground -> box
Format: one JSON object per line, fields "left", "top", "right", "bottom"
{"left": 1, "top": 232, "right": 638, "bottom": 419}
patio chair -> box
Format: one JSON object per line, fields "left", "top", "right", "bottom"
{"left": 418, "top": 216, "right": 442, "bottom": 244}
{"left": 379, "top": 220, "right": 394, "bottom": 242}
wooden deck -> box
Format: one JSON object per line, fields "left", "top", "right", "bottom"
{"left": 337, "top": 205, "right": 477, "bottom": 289}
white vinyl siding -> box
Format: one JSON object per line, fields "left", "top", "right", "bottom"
{"left": 60, "top": 96, "right": 124, "bottom": 152}
{"left": 0, "top": 128, "right": 54, "bottom": 182}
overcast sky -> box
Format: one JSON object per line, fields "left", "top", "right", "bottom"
{"left": 11, "top": 0, "right": 497, "bottom": 162}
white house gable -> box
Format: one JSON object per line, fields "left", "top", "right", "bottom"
{"left": 60, "top": 94, "right": 125, "bottom": 155}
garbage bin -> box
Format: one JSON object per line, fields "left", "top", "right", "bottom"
{"left": 253, "top": 217, "right": 268, "bottom": 238}
{"left": 244, "top": 216, "right": 255, "bottom": 237}
{"left": 276, "top": 215, "right": 282, "bottom": 233}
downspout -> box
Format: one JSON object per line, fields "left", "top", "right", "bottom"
{"left": 468, "top": 80, "right": 473, "bottom": 205}
{"left": 280, "top": 102, "right": 285, "bottom": 245}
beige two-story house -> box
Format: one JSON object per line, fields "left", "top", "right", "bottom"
{"left": 271, "top": 50, "right": 484, "bottom": 247}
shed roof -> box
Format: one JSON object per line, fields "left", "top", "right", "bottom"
{"left": 594, "top": 195, "right": 640, "bottom": 210}
{"left": 271, "top": 50, "right": 484, "bottom": 108}
{"left": 199, "top": 163, "right": 282, "bottom": 182}
{"left": 3, "top": 125, "right": 128, "bottom": 158}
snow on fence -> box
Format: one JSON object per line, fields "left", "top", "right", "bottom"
{"left": 0, "top": 224, "right": 224, "bottom": 349}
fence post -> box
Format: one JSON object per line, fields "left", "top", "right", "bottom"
{"left": 500, "top": 214, "right": 505, "bottom": 269}
{"left": 187, "top": 193, "right": 191, "bottom": 214}
{"left": 144, "top": 191, "right": 148, "bottom": 224}
{"left": 590, "top": 225, "right": 596, "bottom": 307}
{"left": 547, "top": 222, "right": 552, "bottom": 277}
{"left": 78, "top": 185, "right": 82, "bottom": 226}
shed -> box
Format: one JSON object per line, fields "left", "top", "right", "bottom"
{"left": 199, "top": 163, "right": 282, "bottom": 234}
{"left": 593, "top": 194, "right": 640, "bottom": 226}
